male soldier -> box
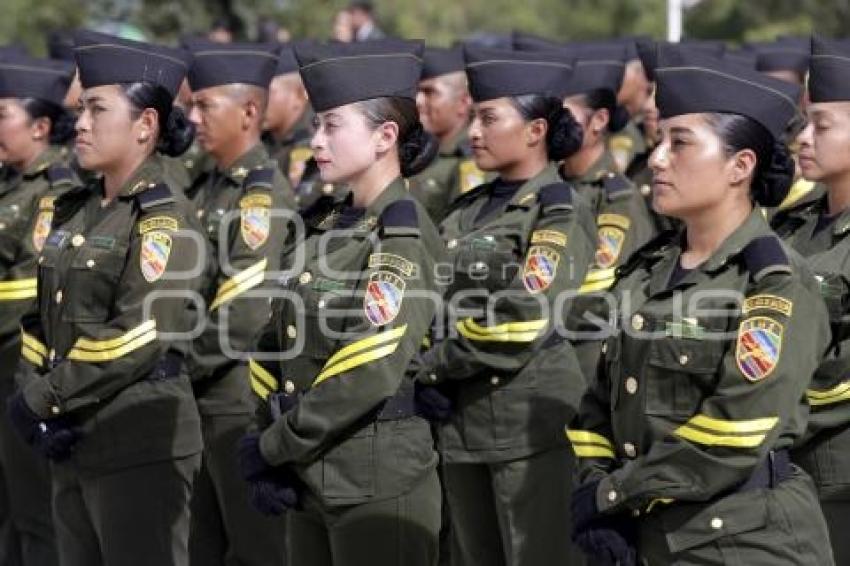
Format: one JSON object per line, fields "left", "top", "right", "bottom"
{"left": 185, "top": 42, "right": 294, "bottom": 566}
{"left": 607, "top": 39, "right": 652, "bottom": 174}
{"left": 409, "top": 46, "right": 483, "bottom": 223}
{"left": 262, "top": 43, "right": 324, "bottom": 210}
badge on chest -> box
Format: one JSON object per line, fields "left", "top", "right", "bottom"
{"left": 364, "top": 271, "right": 405, "bottom": 326}
{"left": 522, "top": 245, "right": 560, "bottom": 293}
{"left": 240, "top": 193, "right": 272, "bottom": 250}
{"left": 140, "top": 231, "right": 173, "bottom": 282}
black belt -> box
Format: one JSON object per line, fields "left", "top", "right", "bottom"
{"left": 376, "top": 380, "right": 416, "bottom": 421}
{"left": 738, "top": 449, "right": 792, "bottom": 492}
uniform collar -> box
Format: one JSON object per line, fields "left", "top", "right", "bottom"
{"left": 507, "top": 163, "right": 562, "bottom": 208}
{"left": 648, "top": 207, "right": 774, "bottom": 295}
{"left": 21, "top": 145, "right": 63, "bottom": 180}
{"left": 218, "top": 143, "right": 269, "bottom": 185}
{"left": 578, "top": 150, "right": 619, "bottom": 184}
{"left": 117, "top": 153, "right": 168, "bottom": 199}
{"left": 362, "top": 177, "right": 409, "bottom": 226}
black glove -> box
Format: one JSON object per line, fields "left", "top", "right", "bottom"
{"left": 268, "top": 391, "right": 298, "bottom": 420}
{"left": 7, "top": 393, "right": 78, "bottom": 461}
{"left": 573, "top": 517, "right": 637, "bottom": 566}
{"left": 238, "top": 432, "right": 301, "bottom": 515}
{"left": 414, "top": 381, "right": 452, "bottom": 422}
{"left": 571, "top": 479, "right": 602, "bottom": 534}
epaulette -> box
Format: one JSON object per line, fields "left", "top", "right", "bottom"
{"left": 135, "top": 183, "right": 175, "bottom": 211}
{"left": 52, "top": 185, "right": 91, "bottom": 226}
{"left": 243, "top": 166, "right": 275, "bottom": 191}
{"left": 537, "top": 182, "right": 574, "bottom": 212}
{"left": 615, "top": 228, "right": 678, "bottom": 279}
{"left": 601, "top": 172, "right": 633, "bottom": 201}
{"left": 46, "top": 164, "right": 77, "bottom": 189}
{"left": 379, "top": 199, "right": 420, "bottom": 238}
{"left": 739, "top": 235, "right": 791, "bottom": 282}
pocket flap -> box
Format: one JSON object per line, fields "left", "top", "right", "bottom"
{"left": 666, "top": 493, "right": 768, "bottom": 554}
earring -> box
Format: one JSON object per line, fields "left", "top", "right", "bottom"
{"left": 138, "top": 135, "right": 149, "bottom": 143}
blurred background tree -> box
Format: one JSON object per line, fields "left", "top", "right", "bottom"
{"left": 1, "top": 0, "right": 846, "bottom": 54}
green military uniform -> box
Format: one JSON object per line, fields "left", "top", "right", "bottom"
{"left": 407, "top": 130, "right": 481, "bottom": 224}
{"left": 419, "top": 163, "right": 595, "bottom": 566}
{"left": 185, "top": 142, "right": 293, "bottom": 565}
{"left": 0, "top": 147, "right": 75, "bottom": 566}
{"left": 772, "top": 192, "right": 850, "bottom": 563}
{"left": 570, "top": 210, "right": 834, "bottom": 565}
{"left": 17, "top": 152, "right": 204, "bottom": 566}
{"left": 177, "top": 142, "right": 215, "bottom": 186}
{"left": 264, "top": 111, "right": 315, "bottom": 188}
{"left": 607, "top": 118, "right": 647, "bottom": 174}
{"left": 562, "top": 150, "right": 658, "bottom": 382}
{"left": 251, "top": 179, "right": 443, "bottom": 566}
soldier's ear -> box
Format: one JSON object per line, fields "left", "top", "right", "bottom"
{"left": 135, "top": 107, "right": 158, "bottom": 144}
{"left": 525, "top": 117, "right": 547, "bottom": 147}
{"left": 30, "top": 116, "right": 50, "bottom": 141}
{"left": 729, "top": 147, "right": 757, "bottom": 186}
{"left": 373, "top": 120, "right": 399, "bottom": 154}
{"left": 243, "top": 100, "right": 259, "bottom": 130}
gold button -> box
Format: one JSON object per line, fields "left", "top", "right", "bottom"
{"left": 640, "top": 184, "right": 651, "bottom": 196}
{"left": 284, "top": 380, "right": 295, "bottom": 394}
{"left": 625, "top": 377, "right": 638, "bottom": 395}
{"left": 322, "top": 183, "right": 334, "bottom": 195}
{"left": 490, "top": 376, "right": 500, "bottom": 386}
{"left": 601, "top": 342, "right": 608, "bottom": 354}
{"left": 710, "top": 517, "right": 723, "bottom": 530}
{"left": 679, "top": 354, "right": 689, "bottom": 366}
{"left": 427, "top": 179, "right": 437, "bottom": 187}
{"left": 631, "top": 314, "right": 644, "bottom": 331}
{"left": 55, "top": 290, "right": 63, "bottom": 304}
{"left": 299, "top": 272, "right": 312, "bottom": 285}
{"left": 71, "top": 234, "right": 85, "bottom": 247}
{"left": 50, "top": 406, "right": 60, "bottom": 415}
{"left": 38, "top": 256, "right": 44, "bottom": 265}
{"left": 472, "top": 261, "right": 487, "bottom": 271}
{"left": 429, "top": 373, "right": 438, "bottom": 382}
{"left": 624, "top": 442, "right": 636, "bottom": 458}
{"left": 185, "top": 159, "right": 194, "bottom": 169}
{"left": 607, "top": 172, "right": 615, "bottom": 178}
{"left": 0, "top": 223, "right": 6, "bottom": 231}
{"left": 607, "top": 490, "right": 618, "bottom": 502}
{"left": 286, "top": 325, "right": 297, "bottom": 339}
{"left": 196, "top": 209, "right": 204, "bottom": 219}
{"left": 86, "top": 259, "right": 96, "bottom": 269}
{"left": 317, "top": 300, "right": 326, "bottom": 309}
{"left": 447, "top": 239, "right": 458, "bottom": 250}
{"left": 49, "top": 349, "right": 56, "bottom": 362}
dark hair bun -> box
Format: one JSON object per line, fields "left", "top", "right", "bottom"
{"left": 157, "top": 106, "right": 195, "bottom": 157}
{"left": 546, "top": 105, "right": 583, "bottom": 161}
{"left": 48, "top": 108, "right": 76, "bottom": 145}
{"left": 753, "top": 140, "right": 794, "bottom": 207}
{"left": 400, "top": 123, "right": 438, "bottom": 178}
{"left": 608, "top": 105, "right": 630, "bottom": 133}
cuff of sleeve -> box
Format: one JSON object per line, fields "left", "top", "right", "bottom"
{"left": 596, "top": 474, "right": 626, "bottom": 514}
{"left": 22, "top": 376, "right": 61, "bottom": 420}
{"left": 259, "top": 424, "right": 287, "bottom": 467}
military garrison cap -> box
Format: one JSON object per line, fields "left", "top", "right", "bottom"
{"left": 275, "top": 43, "right": 300, "bottom": 76}
{"left": 0, "top": 54, "right": 74, "bottom": 105}
{"left": 808, "top": 37, "right": 850, "bottom": 102}
{"left": 561, "top": 44, "right": 626, "bottom": 97}
{"left": 295, "top": 39, "right": 424, "bottom": 112}
{"left": 654, "top": 44, "right": 801, "bottom": 140}
{"left": 753, "top": 41, "right": 810, "bottom": 76}
{"left": 188, "top": 42, "right": 278, "bottom": 91}
{"left": 73, "top": 30, "right": 189, "bottom": 97}
{"left": 463, "top": 46, "right": 573, "bottom": 102}
{"left": 421, "top": 46, "right": 465, "bottom": 80}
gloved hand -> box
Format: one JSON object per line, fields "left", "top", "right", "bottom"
{"left": 572, "top": 517, "right": 637, "bottom": 566}
{"left": 7, "top": 393, "right": 78, "bottom": 461}
{"left": 571, "top": 479, "right": 602, "bottom": 533}
{"left": 238, "top": 431, "right": 301, "bottom": 515}
{"left": 414, "top": 381, "right": 452, "bottom": 422}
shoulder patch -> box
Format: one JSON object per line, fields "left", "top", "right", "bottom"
{"left": 138, "top": 216, "right": 180, "bottom": 234}
{"left": 364, "top": 271, "right": 405, "bottom": 326}
{"left": 740, "top": 236, "right": 791, "bottom": 282}
{"left": 531, "top": 229, "right": 568, "bottom": 247}
{"left": 523, "top": 245, "right": 561, "bottom": 293}
{"left": 743, "top": 295, "right": 793, "bottom": 317}
{"left": 240, "top": 191, "right": 272, "bottom": 250}
{"left": 538, "top": 182, "right": 574, "bottom": 210}
{"left": 379, "top": 199, "right": 420, "bottom": 237}
{"left": 32, "top": 197, "right": 57, "bottom": 252}
{"left": 736, "top": 316, "right": 783, "bottom": 382}
{"left": 46, "top": 164, "right": 76, "bottom": 188}
{"left": 243, "top": 167, "right": 275, "bottom": 191}
{"left": 136, "top": 183, "right": 175, "bottom": 211}
{"left": 288, "top": 147, "right": 313, "bottom": 186}
{"left": 368, "top": 253, "right": 416, "bottom": 277}
{"left": 140, "top": 231, "right": 173, "bottom": 282}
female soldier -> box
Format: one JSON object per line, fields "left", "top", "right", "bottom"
{"left": 0, "top": 52, "right": 76, "bottom": 566}
{"left": 238, "top": 40, "right": 443, "bottom": 566}
{"left": 568, "top": 45, "right": 834, "bottom": 565}
{"left": 414, "top": 46, "right": 595, "bottom": 566}
{"left": 8, "top": 31, "right": 204, "bottom": 566}
{"left": 772, "top": 37, "right": 850, "bottom": 564}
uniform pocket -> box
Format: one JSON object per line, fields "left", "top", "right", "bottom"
{"left": 644, "top": 338, "right": 725, "bottom": 417}
{"left": 319, "top": 422, "right": 377, "bottom": 499}
{"left": 62, "top": 246, "right": 127, "bottom": 323}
